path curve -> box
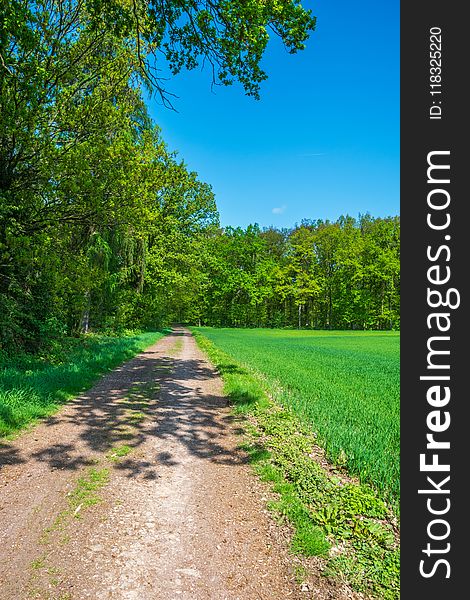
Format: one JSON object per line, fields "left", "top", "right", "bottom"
{"left": 0, "top": 328, "right": 309, "bottom": 599}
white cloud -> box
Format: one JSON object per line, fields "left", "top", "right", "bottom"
{"left": 272, "top": 205, "right": 287, "bottom": 215}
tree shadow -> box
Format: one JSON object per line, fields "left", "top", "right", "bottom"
{"left": 0, "top": 442, "right": 26, "bottom": 468}
{"left": 0, "top": 329, "right": 250, "bottom": 481}
{"left": 217, "top": 363, "right": 248, "bottom": 376}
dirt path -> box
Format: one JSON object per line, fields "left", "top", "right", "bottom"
{"left": 0, "top": 328, "right": 312, "bottom": 600}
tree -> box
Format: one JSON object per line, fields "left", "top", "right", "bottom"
{"left": 100, "top": 0, "right": 317, "bottom": 102}
{"left": 183, "top": 216, "right": 400, "bottom": 331}
{"left": 286, "top": 225, "right": 320, "bottom": 328}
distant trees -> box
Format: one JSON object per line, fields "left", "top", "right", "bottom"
{"left": 187, "top": 216, "right": 400, "bottom": 330}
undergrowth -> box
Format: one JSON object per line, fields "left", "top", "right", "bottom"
{"left": 192, "top": 329, "right": 400, "bottom": 600}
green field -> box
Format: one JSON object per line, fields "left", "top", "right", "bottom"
{"left": 193, "top": 328, "right": 400, "bottom": 504}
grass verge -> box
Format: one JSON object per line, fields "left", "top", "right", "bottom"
{"left": 192, "top": 328, "right": 400, "bottom": 600}
{"left": 0, "top": 331, "right": 165, "bottom": 437}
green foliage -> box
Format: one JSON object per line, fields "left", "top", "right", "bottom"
{"left": 0, "top": 2, "right": 397, "bottom": 354}
{"left": 144, "top": 0, "right": 316, "bottom": 101}
{"left": 1, "top": 0, "right": 222, "bottom": 353}
{"left": 107, "top": 444, "right": 133, "bottom": 462}
{"left": 0, "top": 0, "right": 314, "bottom": 351}
{"left": 193, "top": 330, "right": 400, "bottom": 599}
{"left": 0, "top": 331, "right": 164, "bottom": 437}
{"left": 325, "top": 544, "right": 400, "bottom": 600}
{"left": 187, "top": 216, "right": 400, "bottom": 330}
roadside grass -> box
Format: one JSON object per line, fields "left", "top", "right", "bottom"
{"left": 0, "top": 331, "right": 165, "bottom": 438}
{"left": 30, "top": 555, "right": 47, "bottom": 570}
{"left": 193, "top": 327, "right": 399, "bottom": 508}
{"left": 126, "top": 410, "right": 146, "bottom": 423}
{"left": 192, "top": 329, "right": 400, "bottom": 600}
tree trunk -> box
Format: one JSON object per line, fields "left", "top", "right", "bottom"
{"left": 81, "top": 291, "right": 90, "bottom": 333}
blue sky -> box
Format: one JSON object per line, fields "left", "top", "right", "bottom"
{"left": 147, "top": 0, "right": 399, "bottom": 229}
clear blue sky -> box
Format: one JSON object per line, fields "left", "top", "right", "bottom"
{"left": 147, "top": 0, "right": 399, "bottom": 229}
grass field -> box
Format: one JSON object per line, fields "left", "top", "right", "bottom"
{"left": 193, "top": 327, "right": 400, "bottom": 599}
{"left": 193, "top": 327, "right": 400, "bottom": 505}
{"left": 0, "top": 331, "right": 165, "bottom": 438}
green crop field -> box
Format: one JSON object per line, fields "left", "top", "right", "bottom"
{"left": 194, "top": 328, "right": 400, "bottom": 505}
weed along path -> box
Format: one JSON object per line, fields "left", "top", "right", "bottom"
{"left": 0, "top": 328, "right": 307, "bottom": 600}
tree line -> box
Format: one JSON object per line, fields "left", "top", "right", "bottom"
{"left": 1, "top": 1, "right": 398, "bottom": 357}
{"left": 171, "top": 216, "right": 400, "bottom": 330}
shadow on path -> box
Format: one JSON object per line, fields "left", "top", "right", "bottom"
{"left": 0, "top": 330, "right": 247, "bottom": 481}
